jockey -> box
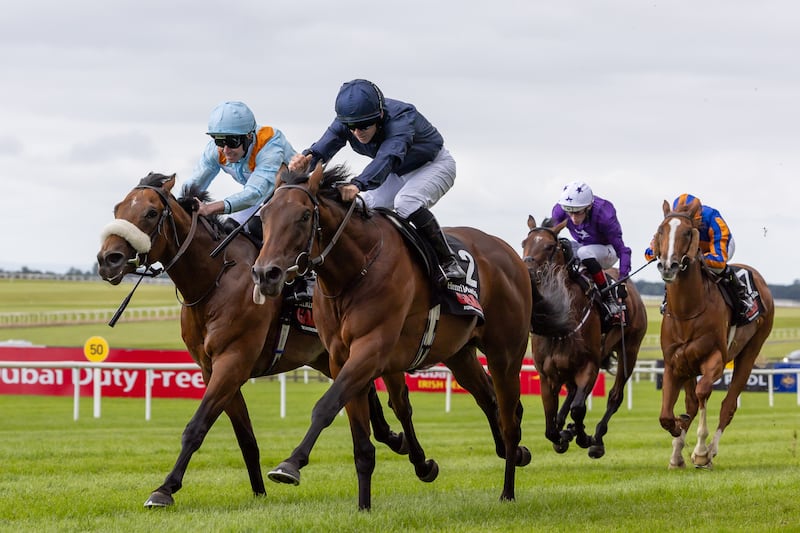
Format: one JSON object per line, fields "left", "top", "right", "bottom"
{"left": 551, "top": 181, "right": 632, "bottom": 322}
{"left": 288, "top": 79, "right": 466, "bottom": 285}
{"left": 645, "top": 193, "right": 752, "bottom": 321}
{"left": 183, "top": 101, "right": 296, "bottom": 237}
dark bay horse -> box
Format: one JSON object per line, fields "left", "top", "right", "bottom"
{"left": 96, "top": 172, "right": 407, "bottom": 507}
{"left": 650, "top": 199, "right": 774, "bottom": 468}
{"left": 522, "top": 216, "right": 647, "bottom": 458}
{"left": 251, "top": 165, "right": 534, "bottom": 509}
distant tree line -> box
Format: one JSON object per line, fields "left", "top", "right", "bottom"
{"left": 2, "top": 266, "right": 799, "bottom": 301}
{"left": 634, "top": 279, "right": 800, "bottom": 301}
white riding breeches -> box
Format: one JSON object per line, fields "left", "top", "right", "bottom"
{"left": 360, "top": 147, "right": 456, "bottom": 218}
{"left": 574, "top": 243, "right": 619, "bottom": 270}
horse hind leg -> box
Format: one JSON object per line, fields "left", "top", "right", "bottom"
{"left": 380, "top": 372, "right": 438, "bottom": 482}
{"left": 670, "top": 427, "right": 688, "bottom": 469}
{"left": 367, "top": 381, "right": 409, "bottom": 455}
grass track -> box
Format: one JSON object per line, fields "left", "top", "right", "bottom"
{"left": 1, "top": 379, "right": 799, "bottom": 532}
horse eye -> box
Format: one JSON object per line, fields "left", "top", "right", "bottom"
{"left": 145, "top": 208, "right": 159, "bottom": 219}
{"left": 301, "top": 211, "right": 311, "bottom": 222}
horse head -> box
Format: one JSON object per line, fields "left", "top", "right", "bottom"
{"left": 251, "top": 164, "right": 328, "bottom": 302}
{"left": 522, "top": 215, "right": 569, "bottom": 276}
{"left": 651, "top": 199, "right": 701, "bottom": 283}
{"left": 97, "top": 173, "right": 183, "bottom": 284}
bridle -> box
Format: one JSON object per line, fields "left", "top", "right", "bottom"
{"left": 127, "top": 184, "right": 205, "bottom": 274}
{"left": 274, "top": 184, "right": 363, "bottom": 276}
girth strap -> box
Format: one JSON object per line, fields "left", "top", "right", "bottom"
{"left": 408, "top": 304, "right": 441, "bottom": 371}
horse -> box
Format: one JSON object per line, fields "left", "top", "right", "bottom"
{"left": 650, "top": 199, "right": 774, "bottom": 468}
{"left": 96, "top": 172, "right": 409, "bottom": 508}
{"left": 250, "top": 164, "right": 535, "bottom": 510}
{"left": 522, "top": 216, "right": 648, "bottom": 458}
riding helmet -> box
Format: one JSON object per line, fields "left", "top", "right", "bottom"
{"left": 207, "top": 101, "right": 257, "bottom": 136}
{"left": 335, "top": 79, "right": 385, "bottom": 124}
{"left": 673, "top": 193, "right": 703, "bottom": 213}
{"left": 559, "top": 181, "right": 594, "bottom": 210}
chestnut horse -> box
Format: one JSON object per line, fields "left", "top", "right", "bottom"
{"left": 251, "top": 165, "right": 535, "bottom": 509}
{"left": 96, "top": 172, "right": 407, "bottom": 507}
{"left": 650, "top": 199, "right": 774, "bottom": 468}
{"left": 522, "top": 216, "right": 647, "bottom": 458}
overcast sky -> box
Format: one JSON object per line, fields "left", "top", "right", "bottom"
{"left": 3, "top": 1, "right": 798, "bottom": 285}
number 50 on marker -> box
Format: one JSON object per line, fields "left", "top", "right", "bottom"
{"left": 84, "top": 336, "right": 110, "bottom": 362}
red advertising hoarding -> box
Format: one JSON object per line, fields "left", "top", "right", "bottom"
{"left": 0, "top": 346, "right": 205, "bottom": 399}
{"left": 376, "top": 357, "right": 605, "bottom": 396}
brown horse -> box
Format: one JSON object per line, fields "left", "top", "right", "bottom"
{"left": 650, "top": 199, "right": 774, "bottom": 468}
{"left": 96, "top": 172, "right": 407, "bottom": 508}
{"left": 251, "top": 165, "right": 535, "bottom": 509}
{"left": 522, "top": 216, "right": 647, "bottom": 458}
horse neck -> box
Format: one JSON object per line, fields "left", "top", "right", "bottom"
{"left": 158, "top": 205, "right": 247, "bottom": 298}
{"left": 665, "top": 259, "right": 708, "bottom": 317}
{"left": 313, "top": 199, "right": 384, "bottom": 292}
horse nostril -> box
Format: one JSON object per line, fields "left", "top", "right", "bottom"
{"left": 102, "top": 252, "right": 126, "bottom": 268}
{"left": 265, "top": 266, "right": 283, "bottom": 282}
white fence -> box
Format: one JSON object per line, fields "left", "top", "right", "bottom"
{"left": 2, "top": 361, "right": 799, "bottom": 421}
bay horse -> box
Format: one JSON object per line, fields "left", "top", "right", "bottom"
{"left": 251, "top": 164, "right": 535, "bottom": 510}
{"left": 522, "top": 216, "right": 647, "bottom": 458}
{"left": 650, "top": 199, "right": 774, "bottom": 468}
{"left": 96, "top": 172, "right": 408, "bottom": 508}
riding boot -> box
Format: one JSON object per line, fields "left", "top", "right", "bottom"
{"left": 583, "top": 258, "right": 621, "bottom": 323}
{"left": 720, "top": 265, "right": 753, "bottom": 322}
{"left": 245, "top": 217, "right": 263, "bottom": 241}
{"left": 407, "top": 207, "right": 467, "bottom": 284}
{"left": 222, "top": 217, "right": 240, "bottom": 234}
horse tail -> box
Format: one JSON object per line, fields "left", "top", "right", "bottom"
{"left": 530, "top": 264, "right": 575, "bottom": 337}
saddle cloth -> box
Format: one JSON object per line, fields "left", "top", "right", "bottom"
{"left": 377, "top": 208, "right": 485, "bottom": 324}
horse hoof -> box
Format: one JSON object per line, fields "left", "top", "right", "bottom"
{"left": 268, "top": 462, "right": 301, "bottom": 486}
{"left": 588, "top": 445, "right": 605, "bottom": 459}
{"left": 516, "top": 446, "right": 532, "bottom": 467}
{"left": 418, "top": 459, "right": 439, "bottom": 483}
{"left": 553, "top": 441, "right": 569, "bottom": 454}
{"left": 668, "top": 461, "right": 686, "bottom": 470}
{"left": 143, "top": 490, "right": 174, "bottom": 508}
{"left": 576, "top": 435, "right": 592, "bottom": 449}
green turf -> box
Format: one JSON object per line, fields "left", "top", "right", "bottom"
{"left": 0, "top": 380, "right": 798, "bottom": 532}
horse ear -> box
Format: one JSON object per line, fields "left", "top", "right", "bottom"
{"left": 662, "top": 200, "right": 671, "bottom": 216}
{"left": 308, "top": 162, "right": 324, "bottom": 194}
{"left": 164, "top": 174, "right": 176, "bottom": 193}
{"left": 275, "top": 164, "right": 287, "bottom": 189}
{"left": 554, "top": 219, "right": 568, "bottom": 234}
{"left": 527, "top": 215, "right": 537, "bottom": 230}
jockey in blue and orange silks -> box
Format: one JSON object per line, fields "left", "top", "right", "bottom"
{"left": 645, "top": 193, "right": 752, "bottom": 320}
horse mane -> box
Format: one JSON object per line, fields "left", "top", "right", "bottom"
{"left": 135, "top": 172, "right": 225, "bottom": 231}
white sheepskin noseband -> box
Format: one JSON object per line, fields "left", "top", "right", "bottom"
{"left": 100, "top": 219, "right": 152, "bottom": 254}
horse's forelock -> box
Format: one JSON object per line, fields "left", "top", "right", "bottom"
{"left": 138, "top": 172, "right": 173, "bottom": 188}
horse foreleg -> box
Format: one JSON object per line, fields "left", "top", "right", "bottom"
{"left": 540, "top": 377, "right": 569, "bottom": 453}
{"left": 690, "top": 406, "right": 712, "bottom": 468}
{"left": 670, "top": 429, "right": 687, "bottom": 469}
{"left": 487, "top": 366, "right": 524, "bottom": 502}
{"left": 144, "top": 369, "right": 242, "bottom": 508}
{"left": 570, "top": 366, "right": 598, "bottom": 450}
{"left": 268, "top": 377, "right": 351, "bottom": 486}
{"left": 225, "top": 389, "right": 265, "bottom": 495}
{"left": 589, "top": 370, "right": 629, "bottom": 459}
{"left": 381, "top": 372, "right": 438, "bottom": 482}
{"left": 367, "top": 381, "right": 408, "bottom": 455}
{"left": 344, "top": 393, "right": 376, "bottom": 511}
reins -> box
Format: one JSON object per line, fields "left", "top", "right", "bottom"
{"left": 108, "top": 185, "right": 229, "bottom": 326}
